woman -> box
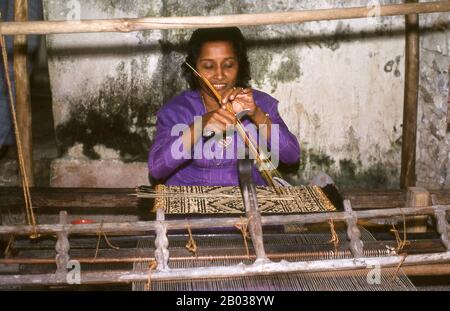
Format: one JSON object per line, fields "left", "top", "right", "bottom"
{"left": 148, "top": 27, "right": 300, "bottom": 186}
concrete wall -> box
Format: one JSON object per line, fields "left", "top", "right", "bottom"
{"left": 36, "top": 0, "right": 449, "bottom": 189}
{"left": 416, "top": 11, "right": 450, "bottom": 189}
{"left": 43, "top": 0, "right": 163, "bottom": 187}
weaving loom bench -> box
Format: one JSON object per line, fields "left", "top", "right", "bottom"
{"left": 0, "top": 185, "right": 449, "bottom": 290}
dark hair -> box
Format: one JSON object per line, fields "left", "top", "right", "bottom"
{"left": 182, "top": 27, "right": 251, "bottom": 89}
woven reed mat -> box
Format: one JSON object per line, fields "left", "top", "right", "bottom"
{"left": 137, "top": 185, "right": 337, "bottom": 214}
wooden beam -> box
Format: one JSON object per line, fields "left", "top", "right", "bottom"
{"left": 13, "top": 0, "right": 33, "bottom": 186}
{"left": 406, "top": 187, "right": 429, "bottom": 233}
{"left": 0, "top": 205, "right": 449, "bottom": 236}
{"left": 0, "top": 237, "right": 446, "bottom": 264}
{"left": 0, "top": 1, "right": 449, "bottom": 35}
{"left": 0, "top": 187, "right": 138, "bottom": 209}
{"left": 0, "top": 252, "right": 448, "bottom": 286}
{"left": 401, "top": 0, "right": 420, "bottom": 189}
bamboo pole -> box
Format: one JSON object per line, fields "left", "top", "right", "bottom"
{"left": 13, "top": 0, "right": 33, "bottom": 186}
{"left": 0, "top": 252, "right": 448, "bottom": 286}
{"left": 1, "top": 260, "right": 448, "bottom": 277}
{"left": 0, "top": 1, "right": 449, "bottom": 35}
{"left": 0, "top": 204, "right": 448, "bottom": 236}
{"left": 401, "top": 0, "right": 420, "bottom": 189}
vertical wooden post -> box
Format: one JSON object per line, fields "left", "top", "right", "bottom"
{"left": 13, "top": 0, "right": 33, "bottom": 186}
{"left": 343, "top": 200, "right": 364, "bottom": 258}
{"left": 405, "top": 187, "right": 429, "bottom": 233}
{"left": 154, "top": 207, "right": 169, "bottom": 271}
{"left": 55, "top": 211, "right": 69, "bottom": 279}
{"left": 400, "top": 0, "right": 419, "bottom": 189}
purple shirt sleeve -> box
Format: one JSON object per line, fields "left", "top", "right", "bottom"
{"left": 148, "top": 98, "right": 195, "bottom": 180}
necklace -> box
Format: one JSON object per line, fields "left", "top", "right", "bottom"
{"left": 201, "top": 94, "right": 233, "bottom": 149}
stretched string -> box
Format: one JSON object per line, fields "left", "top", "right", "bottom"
{"left": 144, "top": 261, "right": 158, "bottom": 291}
{"left": 93, "top": 221, "right": 120, "bottom": 261}
{"left": 395, "top": 253, "right": 408, "bottom": 277}
{"left": 185, "top": 222, "right": 198, "bottom": 256}
{"left": 390, "top": 214, "right": 410, "bottom": 253}
{"left": 234, "top": 216, "right": 252, "bottom": 258}
{"left": 0, "top": 14, "right": 37, "bottom": 238}
{"left": 327, "top": 218, "right": 339, "bottom": 252}
{"left": 4, "top": 235, "right": 15, "bottom": 257}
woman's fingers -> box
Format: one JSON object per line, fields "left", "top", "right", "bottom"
{"left": 203, "top": 107, "right": 236, "bottom": 133}
{"left": 221, "top": 88, "right": 236, "bottom": 104}
{"left": 215, "top": 107, "right": 237, "bottom": 125}
{"left": 228, "top": 88, "right": 243, "bottom": 101}
{"left": 222, "top": 87, "right": 248, "bottom": 104}
{"left": 231, "top": 101, "right": 245, "bottom": 114}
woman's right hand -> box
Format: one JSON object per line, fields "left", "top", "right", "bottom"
{"left": 202, "top": 105, "right": 236, "bottom": 135}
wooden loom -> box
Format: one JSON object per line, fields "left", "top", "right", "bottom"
{"left": 0, "top": 1, "right": 450, "bottom": 290}
{"left": 0, "top": 160, "right": 449, "bottom": 290}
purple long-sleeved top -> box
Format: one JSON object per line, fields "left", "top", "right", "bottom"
{"left": 148, "top": 89, "right": 300, "bottom": 186}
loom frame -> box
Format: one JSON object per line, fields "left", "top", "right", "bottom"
{"left": 0, "top": 200, "right": 448, "bottom": 287}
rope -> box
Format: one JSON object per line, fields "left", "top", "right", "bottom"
{"left": 234, "top": 216, "right": 252, "bottom": 258}
{"left": 4, "top": 235, "right": 14, "bottom": 257}
{"left": 144, "top": 260, "right": 158, "bottom": 291}
{"left": 391, "top": 216, "right": 410, "bottom": 281}
{"left": 185, "top": 222, "right": 198, "bottom": 256}
{"left": 0, "top": 13, "right": 38, "bottom": 239}
{"left": 93, "top": 221, "right": 120, "bottom": 261}
{"left": 390, "top": 214, "right": 410, "bottom": 253}
{"left": 327, "top": 218, "right": 339, "bottom": 252}
{"left": 395, "top": 253, "right": 408, "bottom": 277}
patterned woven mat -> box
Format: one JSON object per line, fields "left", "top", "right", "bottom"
{"left": 139, "top": 185, "right": 337, "bottom": 214}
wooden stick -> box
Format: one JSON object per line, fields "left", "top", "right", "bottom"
{"left": 13, "top": 0, "right": 33, "bottom": 186}
{"left": 400, "top": 0, "right": 420, "bottom": 189}
{"left": 0, "top": 239, "right": 445, "bottom": 264}
{"left": 0, "top": 205, "right": 449, "bottom": 236}
{"left": 0, "top": 252, "right": 448, "bottom": 286}
{"left": 0, "top": 1, "right": 449, "bottom": 35}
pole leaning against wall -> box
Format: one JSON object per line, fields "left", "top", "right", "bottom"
{"left": 13, "top": 0, "right": 33, "bottom": 186}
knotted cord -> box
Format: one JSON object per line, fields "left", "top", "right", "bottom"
{"left": 390, "top": 214, "right": 410, "bottom": 253}
{"left": 234, "top": 216, "right": 252, "bottom": 258}
{"left": 327, "top": 218, "right": 339, "bottom": 252}
{"left": 4, "top": 235, "right": 14, "bottom": 257}
{"left": 144, "top": 260, "right": 158, "bottom": 291}
{"left": 93, "top": 221, "right": 120, "bottom": 261}
{"left": 185, "top": 222, "right": 198, "bottom": 256}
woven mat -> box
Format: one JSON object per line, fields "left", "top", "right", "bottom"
{"left": 146, "top": 185, "right": 337, "bottom": 214}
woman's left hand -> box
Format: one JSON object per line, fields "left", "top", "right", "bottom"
{"left": 221, "top": 87, "right": 259, "bottom": 120}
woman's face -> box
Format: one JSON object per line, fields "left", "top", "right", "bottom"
{"left": 196, "top": 40, "right": 239, "bottom": 97}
